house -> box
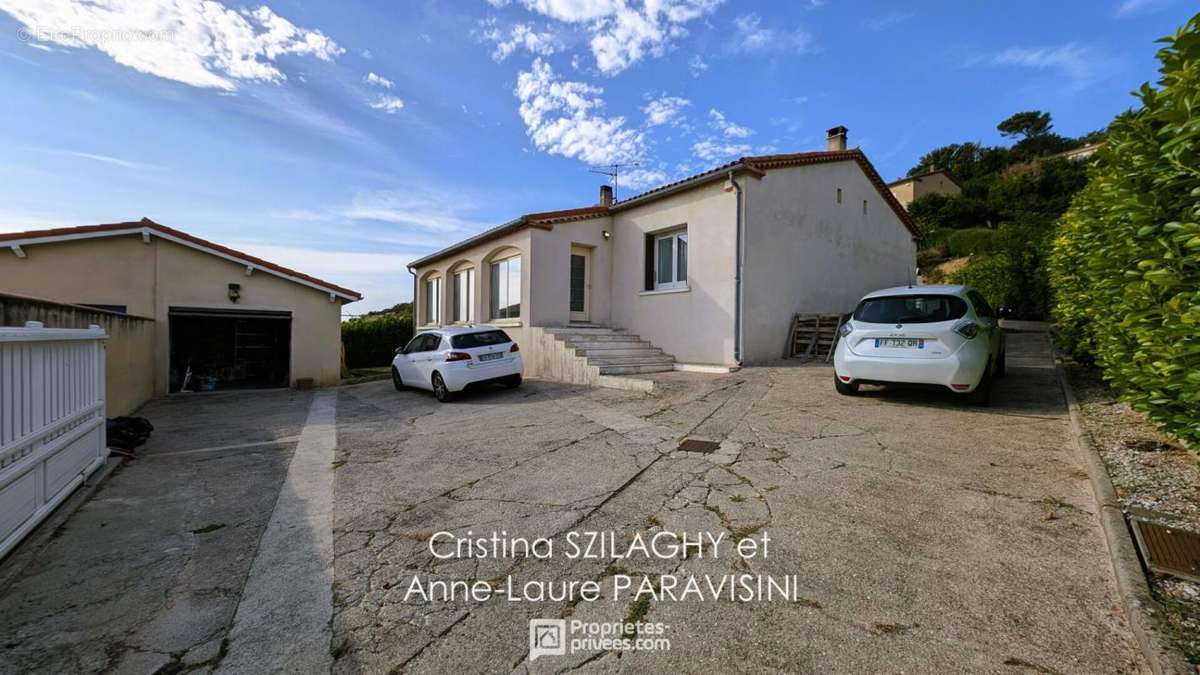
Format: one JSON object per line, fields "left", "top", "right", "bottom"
{"left": 407, "top": 126, "right": 920, "bottom": 386}
{"left": 0, "top": 219, "right": 361, "bottom": 397}
{"left": 887, "top": 168, "right": 962, "bottom": 208}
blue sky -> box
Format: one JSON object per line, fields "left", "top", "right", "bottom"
{"left": 0, "top": 0, "right": 1192, "bottom": 314}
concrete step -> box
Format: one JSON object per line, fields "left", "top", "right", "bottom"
{"left": 587, "top": 354, "right": 676, "bottom": 367}
{"left": 576, "top": 346, "right": 664, "bottom": 358}
{"left": 545, "top": 326, "right": 626, "bottom": 334}
{"left": 598, "top": 363, "right": 675, "bottom": 375}
{"left": 568, "top": 339, "right": 651, "bottom": 350}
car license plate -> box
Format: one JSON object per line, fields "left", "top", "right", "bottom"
{"left": 478, "top": 352, "right": 503, "bottom": 362}
{"left": 875, "top": 338, "right": 924, "bottom": 349}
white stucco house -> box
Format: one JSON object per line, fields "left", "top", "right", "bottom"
{"left": 407, "top": 127, "right": 920, "bottom": 385}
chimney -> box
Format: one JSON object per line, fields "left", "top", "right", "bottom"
{"left": 826, "top": 125, "right": 848, "bottom": 152}
{"left": 599, "top": 184, "right": 614, "bottom": 207}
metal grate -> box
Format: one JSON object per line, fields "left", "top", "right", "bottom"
{"left": 678, "top": 439, "right": 720, "bottom": 454}
{"left": 1128, "top": 513, "right": 1200, "bottom": 582}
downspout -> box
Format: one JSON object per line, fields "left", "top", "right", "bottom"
{"left": 728, "top": 170, "right": 744, "bottom": 366}
{"left": 408, "top": 265, "right": 417, "bottom": 324}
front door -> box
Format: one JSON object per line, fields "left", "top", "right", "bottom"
{"left": 569, "top": 246, "right": 590, "bottom": 322}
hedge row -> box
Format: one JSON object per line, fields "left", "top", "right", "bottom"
{"left": 1049, "top": 13, "right": 1200, "bottom": 447}
{"left": 923, "top": 227, "right": 1003, "bottom": 257}
{"left": 341, "top": 313, "right": 414, "bottom": 369}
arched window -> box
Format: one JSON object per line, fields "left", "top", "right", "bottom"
{"left": 450, "top": 262, "right": 475, "bottom": 323}
{"left": 422, "top": 273, "right": 442, "bottom": 325}
{"left": 489, "top": 253, "right": 521, "bottom": 319}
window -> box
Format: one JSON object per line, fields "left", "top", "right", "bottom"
{"left": 403, "top": 333, "right": 442, "bottom": 354}
{"left": 453, "top": 268, "right": 474, "bottom": 323}
{"left": 650, "top": 229, "right": 687, "bottom": 290}
{"left": 836, "top": 188, "right": 843, "bottom": 204}
{"left": 853, "top": 294, "right": 968, "bottom": 324}
{"left": 490, "top": 255, "right": 521, "bottom": 319}
{"left": 862, "top": 199, "right": 868, "bottom": 215}
{"left": 424, "top": 277, "right": 442, "bottom": 325}
{"left": 967, "top": 291, "right": 996, "bottom": 319}
{"left": 450, "top": 330, "right": 511, "bottom": 349}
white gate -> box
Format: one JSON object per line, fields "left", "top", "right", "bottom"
{"left": 0, "top": 321, "right": 107, "bottom": 559}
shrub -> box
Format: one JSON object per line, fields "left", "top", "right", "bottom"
{"left": 341, "top": 313, "right": 413, "bottom": 369}
{"left": 1050, "top": 12, "right": 1200, "bottom": 447}
{"left": 925, "top": 228, "right": 1003, "bottom": 257}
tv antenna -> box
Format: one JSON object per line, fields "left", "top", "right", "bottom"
{"left": 588, "top": 162, "right": 640, "bottom": 201}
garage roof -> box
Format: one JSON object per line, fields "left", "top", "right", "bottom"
{"left": 0, "top": 218, "right": 362, "bottom": 302}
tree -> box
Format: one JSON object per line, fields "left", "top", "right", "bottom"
{"left": 996, "top": 111, "right": 1053, "bottom": 140}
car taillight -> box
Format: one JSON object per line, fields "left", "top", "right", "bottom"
{"left": 446, "top": 351, "right": 472, "bottom": 362}
{"left": 838, "top": 321, "right": 853, "bottom": 338}
{"left": 953, "top": 321, "right": 979, "bottom": 339}
{"left": 510, "top": 343, "right": 520, "bottom": 352}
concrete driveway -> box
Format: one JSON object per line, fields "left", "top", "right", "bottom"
{"left": 0, "top": 332, "right": 1144, "bottom": 674}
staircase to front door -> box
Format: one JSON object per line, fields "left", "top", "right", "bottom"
{"left": 544, "top": 325, "right": 675, "bottom": 375}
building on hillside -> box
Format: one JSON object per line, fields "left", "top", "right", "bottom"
{"left": 406, "top": 126, "right": 920, "bottom": 385}
{"left": 0, "top": 219, "right": 361, "bottom": 395}
{"left": 887, "top": 169, "right": 963, "bottom": 208}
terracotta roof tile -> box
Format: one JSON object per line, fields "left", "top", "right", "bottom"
{"left": 0, "top": 218, "right": 362, "bottom": 300}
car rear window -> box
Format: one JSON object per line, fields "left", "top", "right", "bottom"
{"left": 853, "top": 294, "right": 968, "bottom": 324}
{"left": 450, "top": 330, "right": 512, "bottom": 349}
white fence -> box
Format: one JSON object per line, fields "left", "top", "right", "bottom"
{"left": 0, "top": 321, "right": 107, "bottom": 559}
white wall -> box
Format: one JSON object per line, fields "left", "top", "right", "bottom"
{"left": 609, "top": 181, "right": 738, "bottom": 366}
{"left": 528, "top": 216, "right": 613, "bottom": 327}
{"left": 741, "top": 161, "right": 917, "bottom": 363}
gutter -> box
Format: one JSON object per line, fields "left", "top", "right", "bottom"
{"left": 728, "top": 170, "right": 744, "bottom": 366}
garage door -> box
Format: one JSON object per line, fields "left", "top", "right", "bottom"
{"left": 168, "top": 307, "right": 291, "bottom": 392}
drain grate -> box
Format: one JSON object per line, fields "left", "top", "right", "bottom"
{"left": 678, "top": 439, "right": 720, "bottom": 454}
{"left": 1128, "top": 513, "right": 1200, "bottom": 582}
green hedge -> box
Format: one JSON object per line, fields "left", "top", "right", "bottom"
{"left": 341, "top": 314, "right": 413, "bottom": 369}
{"left": 1050, "top": 13, "right": 1200, "bottom": 447}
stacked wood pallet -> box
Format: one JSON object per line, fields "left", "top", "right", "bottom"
{"left": 785, "top": 313, "right": 846, "bottom": 362}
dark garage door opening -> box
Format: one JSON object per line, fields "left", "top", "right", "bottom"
{"left": 169, "top": 307, "right": 291, "bottom": 392}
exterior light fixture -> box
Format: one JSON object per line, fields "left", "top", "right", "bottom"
{"left": 228, "top": 283, "right": 241, "bottom": 303}
{"left": 602, "top": 230, "right": 611, "bottom": 240}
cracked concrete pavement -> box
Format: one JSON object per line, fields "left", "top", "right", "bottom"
{"left": 0, "top": 332, "right": 1145, "bottom": 673}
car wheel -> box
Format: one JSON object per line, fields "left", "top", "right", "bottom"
{"left": 432, "top": 372, "right": 454, "bottom": 402}
{"left": 964, "top": 366, "right": 992, "bottom": 406}
{"left": 834, "top": 375, "right": 859, "bottom": 396}
{"left": 503, "top": 374, "right": 522, "bottom": 389}
{"left": 392, "top": 367, "right": 404, "bottom": 391}
{"left": 994, "top": 348, "right": 1007, "bottom": 379}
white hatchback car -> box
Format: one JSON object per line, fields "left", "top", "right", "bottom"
{"left": 832, "top": 285, "right": 1006, "bottom": 404}
{"left": 392, "top": 325, "right": 523, "bottom": 402}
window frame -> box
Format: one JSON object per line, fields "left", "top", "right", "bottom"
{"left": 653, "top": 228, "right": 688, "bottom": 291}
{"left": 423, "top": 276, "right": 442, "bottom": 326}
{"left": 452, "top": 267, "right": 474, "bottom": 323}
{"left": 489, "top": 254, "right": 522, "bottom": 320}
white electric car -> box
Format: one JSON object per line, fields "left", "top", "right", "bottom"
{"left": 392, "top": 325, "right": 523, "bottom": 402}
{"left": 832, "top": 285, "right": 1006, "bottom": 404}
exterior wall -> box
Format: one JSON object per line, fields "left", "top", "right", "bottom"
{"left": 888, "top": 180, "right": 916, "bottom": 207}
{"left": 0, "top": 234, "right": 349, "bottom": 396}
{"left": 889, "top": 172, "right": 961, "bottom": 208}
{"left": 528, "top": 216, "right": 612, "bottom": 327}
{"left": 0, "top": 292, "right": 156, "bottom": 415}
{"left": 0, "top": 235, "right": 156, "bottom": 315}
{"left": 153, "top": 241, "right": 344, "bottom": 392}
{"left": 742, "top": 162, "right": 917, "bottom": 363}
{"left": 610, "top": 181, "right": 738, "bottom": 366}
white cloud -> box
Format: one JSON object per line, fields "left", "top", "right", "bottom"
{"left": 369, "top": 95, "right": 405, "bottom": 113}
{"left": 503, "top": 0, "right": 723, "bottom": 75}
{"left": 364, "top": 72, "right": 393, "bottom": 88}
{"left": 478, "top": 20, "right": 560, "bottom": 62}
{"left": 31, "top": 147, "right": 164, "bottom": 171}
{"left": 619, "top": 167, "right": 667, "bottom": 189}
{"left": 985, "top": 43, "right": 1111, "bottom": 90}
{"left": 643, "top": 95, "right": 690, "bottom": 127}
{"left": 230, "top": 242, "right": 415, "bottom": 277}
{"left": 1115, "top": 0, "right": 1172, "bottom": 17}
{"left": 708, "top": 108, "right": 752, "bottom": 138}
{"left": 285, "top": 191, "right": 488, "bottom": 233}
{"left": 514, "top": 57, "right": 643, "bottom": 165}
{"left": 688, "top": 54, "right": 708, "bottom": 77}
{"left": 865, "top": 10, "right": 912, "bottom": 31}
{"left": 691, "top": 138, "right": 753, "bottom": 162}
{"left": 728, "top": 14, "right": 815, "bottom": 55}
{"left": 0, "top": 0, "right": 343, "bottom": 91}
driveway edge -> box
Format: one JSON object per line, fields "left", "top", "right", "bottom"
{"left": 0, "top": 456, "right": 124, "bottom": 593}
{"left": 1054, "top": 350, "right": 1186, "bottom": 675}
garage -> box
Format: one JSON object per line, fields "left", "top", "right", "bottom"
{"left": 168, "top": 307, "right": 291, "bottom": 392}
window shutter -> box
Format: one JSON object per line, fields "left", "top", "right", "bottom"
{"left": 644, "top": 234, "right": 654, "bottom": 291}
